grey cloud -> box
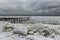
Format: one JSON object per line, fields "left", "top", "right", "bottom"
{"left": 0, "top": 0, "right": 60, "bottom": 16}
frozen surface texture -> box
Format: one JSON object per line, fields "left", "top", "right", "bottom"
{"left": 0, "top": 21, "right": 60, "bottom": 40}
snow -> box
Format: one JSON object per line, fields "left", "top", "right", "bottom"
{"left": 0, "top": 21, "right": 60, "bottom": 40}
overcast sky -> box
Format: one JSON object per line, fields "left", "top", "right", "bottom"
{"left": 0, "top": 0, "right": 60, "bottom": 16}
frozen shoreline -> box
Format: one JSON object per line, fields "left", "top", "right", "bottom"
{"left": 0, "top": 21, "right": 60, "bottom": 40}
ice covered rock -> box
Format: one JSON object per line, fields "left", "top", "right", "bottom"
{"left": 2, "top": 23, "right": 14, "bottom": 32}
{"left": 13, "top": 24, "right": 28, "bottom": 36}
{"left": 26, "top": 35, "right": 54, "bottom": 40}
{"left": 25, "top": 23, "right": 60, "bottom": 37}
{"left": 0, "top": 22, "right": 28, "bottom": 36}
{"left": 0, "top": 22, "right": 14, "bottom": 33}
{"left": 27, "top": 30, "right": 34, "bottom": 35}
{"left": 0, "top": 21, "right": 60, "bottom": 40}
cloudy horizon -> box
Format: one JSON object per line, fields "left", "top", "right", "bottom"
{"left": 0, "top": 0, "right": 60, "bottom": 16}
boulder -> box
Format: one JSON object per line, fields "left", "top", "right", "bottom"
{"left": 2, "top": 22, "right": 14, "bottom": 32}
{"left": 13, "top": 24, "right": 28, "bottom": 36}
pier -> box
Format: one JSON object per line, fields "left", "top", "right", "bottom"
{"left": 0, "top": 16, "right": 30, "bottom": 23}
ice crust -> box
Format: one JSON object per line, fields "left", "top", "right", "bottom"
{"left": 0, "top": 21, "right": 60, "bottom": 40}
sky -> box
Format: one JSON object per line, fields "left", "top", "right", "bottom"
{"left": 0, "top": 0, "right": 60, "bottom": 16}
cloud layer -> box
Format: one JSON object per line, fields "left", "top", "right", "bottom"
{"left": 0, "top": 0, "right": 60, "bottom": 16}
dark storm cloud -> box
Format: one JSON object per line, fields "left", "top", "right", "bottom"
{"left": 0, "top": 0, "right": 60, "bottom": 16}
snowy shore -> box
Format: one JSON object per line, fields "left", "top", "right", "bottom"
{"left": 0, "top": 21, "right": 60, "bottom": 40}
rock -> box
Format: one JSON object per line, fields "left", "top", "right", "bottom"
{"left": 27, "top": 30, "right": 34, "bottom": 35}
{"left": 13, "top": 24, "right": 28, "bottom": 36}
{"left": 2, "top": 23, "right": 14, "bottom": 32}
{"left": 0, "top": 22, "right": 14, "bottom": 32}
{"left": 3, "top": 27, "right": 14, "bottom": 32}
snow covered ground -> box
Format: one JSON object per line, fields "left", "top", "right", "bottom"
{"left": 0, "top": 16, "right": 60, "bottom": 40}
